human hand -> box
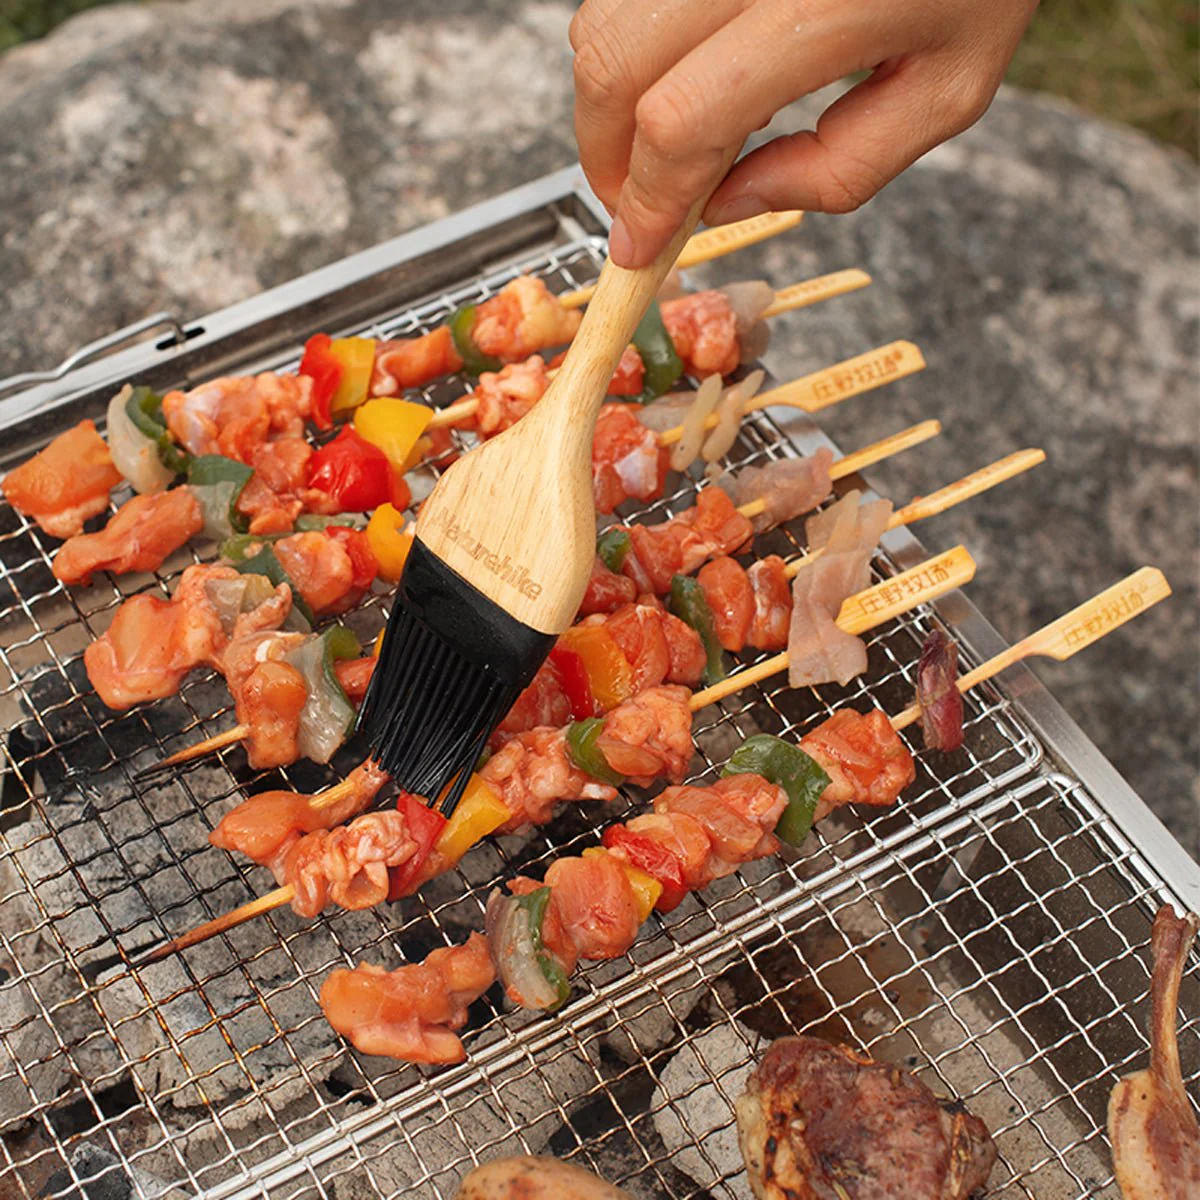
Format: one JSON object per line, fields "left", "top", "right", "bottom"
{"left": 571, "top": 0, "right": 1040, "bottom": 267}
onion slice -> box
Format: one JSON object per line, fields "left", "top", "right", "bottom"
{"left": 106, "top": 385, "right": 175, "bottom": 495}
{"left": 669, "top": 373, "right": 723, "bottom": 473}
{"left": 485, "top": 889, "right": 564, "bottom": 1011}
{"left": 916, "top": 629, "right": 964, "bottom": 752}
{"left": 702, "top": 369, "right": 764, "bottom": 464}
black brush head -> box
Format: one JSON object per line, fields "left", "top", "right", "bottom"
{"left": 358, "top": 539, "right": 555, "bottom": 813}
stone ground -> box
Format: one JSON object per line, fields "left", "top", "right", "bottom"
{"left": 0, "top": 0, "right": 1195, "bottom": 864}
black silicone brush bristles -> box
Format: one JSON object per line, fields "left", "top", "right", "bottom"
{"left": 358, "top": 539, "right": 555, "bottom": 815}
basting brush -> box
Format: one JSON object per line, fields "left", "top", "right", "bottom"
{"left": 358, "top": 182, "right": 736, "bottom": 815}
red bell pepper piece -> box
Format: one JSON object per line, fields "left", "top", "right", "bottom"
{"left": 307, "top": 426, "right": 410, "bottom": 512}
{"left": 298, "top": 334, "right": 343, "bottom": 431}
{"left": 327, "top": 525, "right": 381, "bottom": 592}
{"left": 387, "top": 793, "right": 448, "bottom": 900}
{"left": 602, "top": 826, "right": 688, "bottom": 912}
{"left": 548, "top": 644, "right": 595, "bottom": 720}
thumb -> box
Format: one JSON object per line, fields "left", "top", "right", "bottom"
{"left": 704, "top": 57, "right": 994, "bottom": 221}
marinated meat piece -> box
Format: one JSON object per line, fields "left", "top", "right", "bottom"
{"left": 1109, "top": 905, "right": 1200, "bottom": 1200}
{"left": 728, "top": 449, "right": 835, "bottom": 533}
{"left": 235, "top": 438, "right": 322, "bottom": 535}
{"left": 788, "top": 491, "right": 893, "bottom": 687}
{"left": 800, "top": 708, "right": 916, "bottom": 819}
{"left": 219, "top": 630, "right": 308, "bottom": 770}
{"left": 471, "top": 277, "right": 582, "bottom": 363}
{"left": 747, "top": 556, "right": 792, "bottom": 651}
{"left": 370, "top": 326, "right": 463, "bottom": 395}
{"left": 494, "top": 659, "right": 574, "bottom": 746}
{"left": 84, "top": 564, "right": 291, "bottom": 709}
{"left": 660, "top": 289, "right": 740, "bottom": 377}
{"left": 333, "top": 655, "right": 377, "bottom": 704}
{"left": 654, "top": 775, "right": 785, "bottom": 876}
{"left": 481, "top": 727, "right": 618, "bottom": 832}
{"left": 210, "top": 760, "right": 387, "bottom": 872}
{"left": 594, "top": 684, "right": 693, "bottom": 785}
{"left": 592, "top": 403, "right": 668, "bottom": 515}
{"left": 2, "top": 420, "right": 122, "bottom": 539}
{"left": 698, "top": 556, "right": 755, "bottom": 651}
{"left": 543, "top": 852, "right": 641, "bottom": 961}
{"left": 162, "top": 373, "right": 311, "bottom": 463}
{"left": 578, "top": 554, "right": 638, "bottom": 616}
{"left": 53, "top": 487, "right": 203, "bottom": 585}
{"left": 736, "top": 1036, "right": 997, "bottom": 1200}
{"left": 472, "top": 356, "right": 550, "bottom": 436}
{"left": 455, "top": 1155, "right": 634, "bottom": 1200}
{"left": 274, "top": 530, "right": 357, "bottom": 615}
{"left": 319, "top": 933, "right": 494, "bottom": 1064}
{"left": 284, "top": 810, "right": 420, "bottom": 918}
{"left": 622, "top": 488, "right": 753, "bottom": 595}
{"left": 915, "top": 630, "right": 965, "bottom": 753}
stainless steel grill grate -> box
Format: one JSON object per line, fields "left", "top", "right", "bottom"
{"left": 0, "top": 171, "right": 1195, "bottom": 1200}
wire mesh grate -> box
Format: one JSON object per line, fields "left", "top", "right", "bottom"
{"left": 0, "top": 223, "right": 1192, "bottom": 1200}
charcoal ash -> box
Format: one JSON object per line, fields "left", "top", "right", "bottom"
{"left": 37, "top": 1142, "right": 134, "bottom": 1200}
{"left": 650, "top": 1021, "right": 758, "bottom": 1199}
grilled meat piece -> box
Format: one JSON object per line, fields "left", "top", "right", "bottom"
{"left": 454, "top": 1155, "right": 633, "bottom": 1199}
{"left": 736, "top": 1036, "right": 996, "bottom": 1200}
{"left": 1109, "top": 905, "right": 1200, "bottom": 1200}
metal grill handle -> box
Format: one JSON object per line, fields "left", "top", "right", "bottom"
{"left": 0, "top": 310, "right": 188, "bottom": 401}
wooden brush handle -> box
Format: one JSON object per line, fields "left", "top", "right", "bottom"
{"left": 418, "top": 156, "right": 741, "bottom": 635}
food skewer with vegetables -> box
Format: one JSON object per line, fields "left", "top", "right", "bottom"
{"left": 314, "top": 567, "right": 1170, "bottom": 1063}
{"left": 142, "top": 421, "right": 963, "bottom": 775}
{"left": 1, "top": 214, "right": 808, "bottom": 543}
{"left": 141, "top": 547, "right": 974, "bottom": 961}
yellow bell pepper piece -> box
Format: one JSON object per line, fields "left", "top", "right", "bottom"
{"left": 328, "top": 337, "right": 376, "bottom": 416}
{"left": 372, "top": 629, "right": 385, "bottom": 658}
{"left": 354, "top": 397, "right": 433, "bottom": 473}
{"left": 366, "top": 502, "right": 413, "bottom": 582}
{"left": 582, "top": 847, "right": 662, "bottom": 924}
{"left": 557, "top": 624, "right": 633, "bottom": 712}
{"left": 435, "top": 774, "right": 510, "bottom": 865}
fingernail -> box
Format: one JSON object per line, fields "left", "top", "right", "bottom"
{"left": 707, "top": 193, "right": 768, "bottom": 226}
{"left": 608, "top": 216, "right": 636, "bottom": 267}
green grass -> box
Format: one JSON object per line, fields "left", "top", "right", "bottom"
{"left": 1, "top": 0, "right": 1197, "bottom": 157}
{"left": 1010, "top": 0, "right": 1198, "bottom": 157}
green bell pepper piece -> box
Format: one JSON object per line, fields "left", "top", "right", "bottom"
{"left": 722, "top": 734, "right": 831, "bottom": 847}
{"left": 126, "top": 386, "right": 190, "bottom": 474}
{"left": 565, "top": 718, "right": 625, "bottom": 787}
{"left": 517, "top": 886, "right": 571, "bottom": 1010}
{"left": 187, "top": 455, "right": 253, "bottom": 540}
{"left": 595, "top": 528, "right": 632, "bottom": 573}
{"left": 448, "top": 304, "right": 503, "bottom": 376}
{"left": 668, "top": 574, "right": 725, "bottom": 686}
{"left": 631, "top": 301, "right": 684, "bottom": 403}
{"left": 294, "top": 513, "right": 362, "bottom": 532}
{"left": 233, "top": 544, "right": 315, "bottom": 627}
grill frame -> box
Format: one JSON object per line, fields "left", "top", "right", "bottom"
{"left": 0, "top": 165, "right": 1196, "bottom": 1200}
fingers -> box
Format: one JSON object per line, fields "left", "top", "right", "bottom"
{"left": 702, "top": 52, "right": 999, "bottom": 222}
{"left": 609, "top": 2, "right": 913, "bottom": 266}
{"left": 572, "top": 0, "right": 746, "bottom": 214}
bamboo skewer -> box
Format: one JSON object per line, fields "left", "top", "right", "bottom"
{"left": 144, "top": 419, "right": 942, "bottom": 774}
{"left": 425, "top": 278, "right": 885, "bottom": 432}
{"left": 890, "top": 566, "right": 1171, "bottom": 731}
{"left": 557, "top": 211, "right": 805, "bottom": 308}
{"left": 143, "top": 562, "right": 1171, "bottom": 965}
{"left": 138, "top": 547, "right": 971, "bottom": 964}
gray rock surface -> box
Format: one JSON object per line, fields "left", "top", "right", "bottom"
{"left": 0, "top": 2, "right": 1194, "bottom": 850}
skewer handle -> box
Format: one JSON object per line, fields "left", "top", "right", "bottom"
{"left": 657, "top": 340, "right": 926, "bottom": 447}
{"left": 690, "top": 545, "right": 976, "bottom": 709}
{"left": 891, "top": 566, "right": 1171, "bottom": 731}
{"left": 558, "top": 211, "right": 805, "bottom": 308}
{"left": 139, "top": 886, "right": 295, "bottom": 963}
{"left": 828, "top": 419, "right": 942, "bottom": 483}
{"left": 153, "top": 724, "right": 251, "bottom": 771}
{"left": 889, "top": 449, "right": 1046, "bottom": 527}
{"left": 760, "top": 269, "right": 872, "bottom": 319}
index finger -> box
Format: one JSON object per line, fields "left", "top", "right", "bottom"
{"left": 572, "top": 0, "right": 744, "bottom": 213}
